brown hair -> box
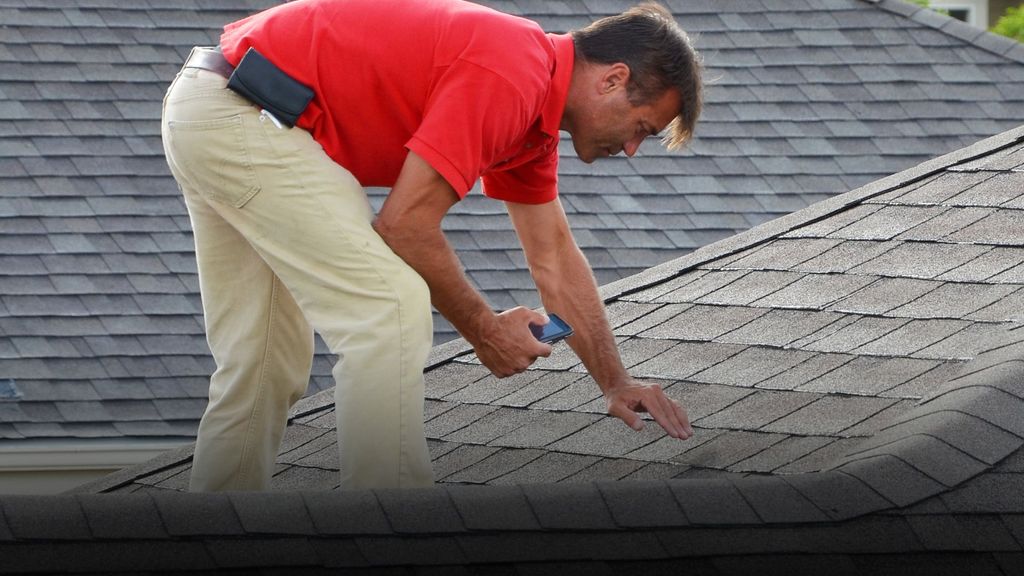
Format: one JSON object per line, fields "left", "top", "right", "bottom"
{"left": 571, "top": 2, "right": 703, "bottom": 149}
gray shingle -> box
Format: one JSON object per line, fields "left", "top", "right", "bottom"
{"left": 882, "top": 361, "right": 967, "bottom": 398}
{"left": 987, "top": 262, "right": 1024, "bottom": 284}
{"left": 632, "top": 341, "right": 747, "bottom": 381}
{"left": 732, "top": 435, "right": 835, "bottom": 473}
{"left": 626, "top": 427, "right": 722, "bottom": 463}
{"left": 947, "top": 209, "right": 1024, "bottom": 245}
{"left": 638, "top": 304, "right": 768, "bottom": 340}
{"left": 548, "top": 416, "right": 665, "bottom": 458}
{"left": 490, "top": 452, "right": 602, "bottom": 484}
{"left": 375, "top": 487, "right": 465, "bottom": 534}
{"left": 719, "top": 238, "right": 843, "bottom": 270}
{"left": 829, "top": 277, "right": 941, "bottom": 316}
{"left": 894, "top": 206, "right": 994, "bottom": 241}
{"left": 490, "top": 410, "right": 601, "bottom": 449}
{"left": 675, "top": 430, "right": 787, "bottom": 470}
{"left": 835, "top": 454, "right": 946, "bottom": 506}
{"left": 652, "top": 270, "right": 749, "bottom": 303}
{"left": 829, "top": 205, "right": 946, "bottom": 240}
{"left": 787, "top": 470, "right": 894, "bottom": 520}
{"left": 526, "top": 373, "right": 603, "bottom": 411}
{"left": 1, "top": 496, "right": 91, "bottom": 540}
{"left": 692, "top": 346, "right": 815, "bottom": 387}
{"left": 917, "top": 322, "right": 1016, "bottom": 361}
{"left": 696, "top": 270, "right": 805, "bottom": 306}
{"left": 793, "top": 239, "right": 899, "bottom": 273}
{"left": 942, "top": 474, "right": 1024, "bottom": 513}
{"left": 718, "top": 309, "right": 846, "bottom": 347}
{"left": 424, "top": 363, "right": 490, "bottom": 400}
{"left": 150, "top": 492, "right": 244, "bottom": 536}
{"left": 444, "top": 447, "right": 546, "bottom": 483}
{"left": 696, "top": 389, "right": 821, "bottom": 430}
{"left": 852, "top": 242, "right": 990, "bottom": 278}
{"left": 938, "top": 247, "right": 1024, "bottom": 282}
{"left": 732, "top": 475, "right": 831, "bottom": 523}
{"left": 802, "top": 315, "right": 910, "bottom": 353}
{"left": 756, "top": 352, "right": 854, "bottom": 391}
{"left": 446, "top": 484, "right": 540, "bottom": 530}
{"left": 356, "top": 535, "right": 466, "bottom": 566}
{"left": 855, "top": 319, "right": 971, "bottom": 357}
{"left": 424, "top": 404, "right": 500, "bottom": 439}
{"left": 202, "top": 537, "right": 321, "bottom": 565}
{"left": 908, "top": 514, "right": 1021, "bottom": 552}
{"left": 444, "top": 371, "right": 545, "bottom": 405}
{"left": 763, "top": 395, "right": 898, "bottom": 436}
{"left": 753, "top": 273, "right": 877, "bottom": 309}
{"left": 668, "top": 479, "right": 761, "bottom": 525}
{"left": 597, "top": 480, "right": 688, "bottom": 528}
{"left": 807, "top": 356, "right": 941, "bottom": 396}
{"left": 522, "top": 482, "right": 617, "bottom": 530}
{"left": 228, "top": 492, "right": 315, "bottom": 536}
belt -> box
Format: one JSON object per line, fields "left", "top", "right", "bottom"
{"left": 184, "top": 47, "right": 235, "bottom": 79}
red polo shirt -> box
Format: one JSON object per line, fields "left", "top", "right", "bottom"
{"left": 219, "top": 0, "right": 573, "bottom": 204}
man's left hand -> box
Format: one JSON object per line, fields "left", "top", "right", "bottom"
{"left": 605, "top": 381, "right": 693, "bottom": 440}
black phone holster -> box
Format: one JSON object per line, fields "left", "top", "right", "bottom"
{"left": 227, "top": 47, "right": 314, "bottom": 127}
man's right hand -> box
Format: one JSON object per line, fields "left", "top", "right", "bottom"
{"left": 470, "top": 307, "right": 553, "bottom": 377}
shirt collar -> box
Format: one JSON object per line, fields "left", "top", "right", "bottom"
{"left": 540, "top": 33, "right": 574, "bottom": 139}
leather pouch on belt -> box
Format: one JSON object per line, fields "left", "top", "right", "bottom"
{"left": 227, "top": 47, "right": 314, "bottom": 128}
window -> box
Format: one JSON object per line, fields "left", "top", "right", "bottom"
{"left": 931, "top": 1, "right": 987, "bottom": 27}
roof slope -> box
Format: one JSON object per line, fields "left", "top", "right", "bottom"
{"left": 2, "top": 0, "right": 1024, "bottom": 447}
{"left": 28, "top": 123, "right": 1024, "bottom": 574}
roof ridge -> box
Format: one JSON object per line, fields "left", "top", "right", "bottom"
{"left": 863, "top": 0, "right": 1024, "bottom": 64}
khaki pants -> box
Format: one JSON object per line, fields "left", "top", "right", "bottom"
{"left": 160, "top": 56, "right": 434, "bottom": 491}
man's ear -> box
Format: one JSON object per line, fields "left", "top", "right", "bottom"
{"left": 600, "top": 62, "right": 631, "bottom": 94}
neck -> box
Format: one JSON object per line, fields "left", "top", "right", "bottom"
{"left": 560, "top": 58, "right": 597, "bottom": 134}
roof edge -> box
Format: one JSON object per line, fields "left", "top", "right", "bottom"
{"left": 598, "top": 123, "right": 1024, "bottom": 303}
{"left": 67, "top": 443, "right": 195, "bottom": 495}
{"left": 865, "top": 0, "right": 1024, "bottom": 63}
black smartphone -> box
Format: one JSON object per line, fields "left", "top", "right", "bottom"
{"left": 530, "top": 313, "right": 574, "bottom": 343}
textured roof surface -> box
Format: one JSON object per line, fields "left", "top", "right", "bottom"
{"left": 10, "top": 112, "right": 1023, "bottom": 575}
{"left": 87, "top": 121, "right": 1024, "bottom": 491}
{"left": 2, "top": 1, "right": 1024, "bottom": 445}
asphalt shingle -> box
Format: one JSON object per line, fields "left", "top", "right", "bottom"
{"left": 5, "top": 4, "right": 1024, "bottom": 573}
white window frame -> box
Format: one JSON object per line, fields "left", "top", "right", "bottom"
{"left": 931, "top": 1, "right": 988, "bottom": 27}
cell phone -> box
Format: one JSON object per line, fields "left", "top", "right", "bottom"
{"left": 530, "top": 313, "right": 574, "bottom": 343}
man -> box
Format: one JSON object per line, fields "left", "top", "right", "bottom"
{"left": 161, "top": 0, "right": 703, "bottom": 491}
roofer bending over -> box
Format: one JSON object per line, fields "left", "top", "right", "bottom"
{"left": 161, "top": 0, "right": 703, "bottom": 491}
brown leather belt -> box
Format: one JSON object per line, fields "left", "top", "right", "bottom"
{"left": 183, "top": 47, "right": 235, "bottom": 79}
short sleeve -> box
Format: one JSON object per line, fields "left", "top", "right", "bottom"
{"left": 406, "top": 59, "right": 535, "bottom": 198}
{"left": 481, "top": 146, "right": 559, "bottom": 204}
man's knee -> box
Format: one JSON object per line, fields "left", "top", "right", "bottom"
{"left": 393, "top": 267, "right": 433, "bottom": 341}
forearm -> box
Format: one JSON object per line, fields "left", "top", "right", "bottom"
{"left": 376, "top": 151, "right": 550, "bottom": 378}
{"left": 508, "top": 199, "right": 692, "bottom": 438}
{"left": 372, "top": 218, "right": 493, "bottom": 344}
{"left": 533, "top": 242, "right": 631, "bottom": 393}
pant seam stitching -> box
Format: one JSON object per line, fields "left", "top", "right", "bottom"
{"left": 236, "top": 274, "right": 280, "bottom": 489}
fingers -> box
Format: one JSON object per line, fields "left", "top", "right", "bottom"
{"left": 649, "top": 392, "right": 692, "bottom": 439}
{"left": 509, "top": 306, "right": 548, "bottom": 327}
{"left": 610, "top": 385, "right": 694, "bottom": 440}
{"left": 609, "top": 403, "right": 644, "bottom": 432}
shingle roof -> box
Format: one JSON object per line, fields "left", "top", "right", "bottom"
{"left": 7, "top": 110, "right": 1020, "bottom": 575}
{"left": 2, "top": 1, "right": 1024, "bottom": 449}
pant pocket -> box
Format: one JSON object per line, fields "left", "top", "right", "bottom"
{"left": 165, "top": 114, "right": 261, "bottom": 208}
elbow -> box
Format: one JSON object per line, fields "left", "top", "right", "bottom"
{"left": 371, "top": 215, "right": 390, "bottom": 239}
{"left": 372, "top": 213, "right": 405, "bottom": 246}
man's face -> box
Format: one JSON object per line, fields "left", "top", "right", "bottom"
{"left": 570, "top": 83, "right": 681, "bottom": 164}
